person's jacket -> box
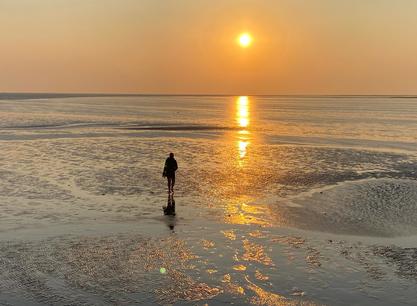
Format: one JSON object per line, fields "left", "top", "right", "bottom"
{"left": 163, "top": 157, "right": 178, "bottom": 176}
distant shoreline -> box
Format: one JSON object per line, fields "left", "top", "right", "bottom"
{"left": 1, "top": 92, "right": 417, "bottom": 100}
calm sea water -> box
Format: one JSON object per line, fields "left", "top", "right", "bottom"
{"left": 1, "top": 94, "right": 416, "bottom": 148}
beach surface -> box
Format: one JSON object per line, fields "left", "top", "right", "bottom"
{"left": 0, "top": 94, "right": 417, "bottom": 305}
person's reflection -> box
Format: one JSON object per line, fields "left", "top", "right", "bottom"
{"left": 163, "top": 194, "right": 176, "bottom": 231}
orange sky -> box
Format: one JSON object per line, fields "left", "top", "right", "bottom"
{"left": 1, "top": 0, "right": 417, "bottom": 94}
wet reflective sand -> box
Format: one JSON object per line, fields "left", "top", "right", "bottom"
{"left": 0, "top": 94, "right": 417, "bottom": 305}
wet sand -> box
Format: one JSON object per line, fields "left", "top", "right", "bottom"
{"left": 0, "top": 95, "right": 417, "bottom": 305}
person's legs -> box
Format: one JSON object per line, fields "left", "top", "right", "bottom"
{"left": 167, "top": 174, "right": 175, "bottom": 193}
{"left": 171, "top": 174, "right": 175, "bottom": 191}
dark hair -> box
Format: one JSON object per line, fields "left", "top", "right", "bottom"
{"left": 169, "top": 152, "right": 174, "bottom": 158}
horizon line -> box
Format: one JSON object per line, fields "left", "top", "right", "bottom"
{"left": 1, "top": 92, "right": 417, "bottom": 98}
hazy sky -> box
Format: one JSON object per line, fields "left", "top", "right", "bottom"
{"left": 1, "top": 0, "right": 417, "bottom": 94}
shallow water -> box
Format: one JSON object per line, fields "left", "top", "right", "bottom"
{"left": 0, "top": 94, "right": 417, "bottom": 305}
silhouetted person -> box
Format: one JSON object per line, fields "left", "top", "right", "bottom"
{"left": 162, "top": 152, "right": 178, "bottom": 193}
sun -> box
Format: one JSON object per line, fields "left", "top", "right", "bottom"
{"left": 238, "top": 33, "right": 252, "bottom": 48}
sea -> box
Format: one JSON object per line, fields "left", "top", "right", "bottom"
{"left": 0, "top": 93, "right": 416, "bottom": 305}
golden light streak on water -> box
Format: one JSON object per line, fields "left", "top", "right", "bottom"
{"left": 235, "top": 96, "right": 251, "bottom": 166}
{"left": 236, "top": 96, "right": 250, "bottom": 128}
{"left": 219, "top": 96, "right": 276, "bottom": 227}
{"left": 224, "top": 197, "right": 271, "bottom": 226}
{"left": 238, "top": 140, "right": 249, "bottom": 159}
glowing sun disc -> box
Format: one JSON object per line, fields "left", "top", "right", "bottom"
{"left": 238, "top": 33, "right": 252, "bottom": 48}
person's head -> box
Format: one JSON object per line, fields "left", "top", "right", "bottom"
{"left": 169, "top": 152, "right": 174, "bottom": 158}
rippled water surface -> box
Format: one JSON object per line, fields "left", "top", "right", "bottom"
{"left": 0, "top": 94, "right": 417, "bottom": 305}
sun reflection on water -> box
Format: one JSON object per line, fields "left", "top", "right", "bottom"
{"left": 236, "top": 96, "right": 250, "bottom": 129}
{"left": 238, "top": 140, "right": 249, "bottom": 159}
{"left": 218, "top": 96, "right": 275, "bottom": 227}
{"left": 236, "top": 96, "right": 251, "bottom": 165}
